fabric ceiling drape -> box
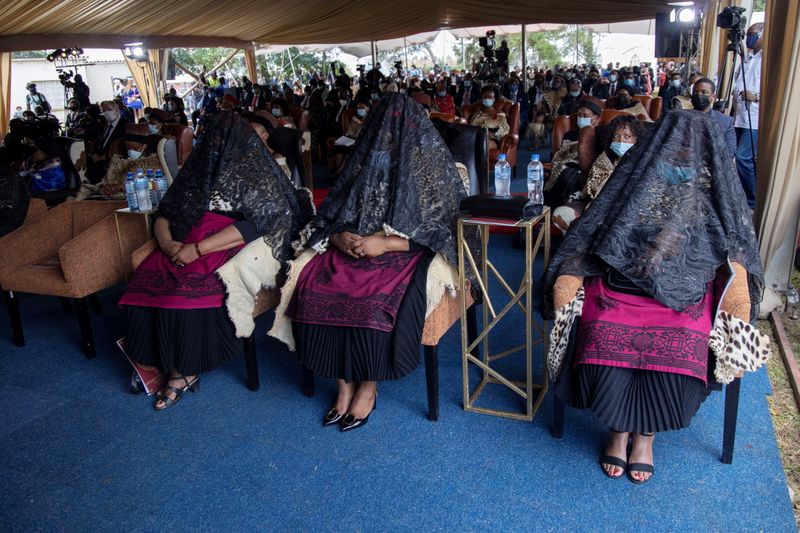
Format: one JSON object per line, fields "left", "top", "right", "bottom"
{"left": 244, "top": 48, "right": 258, "bottom": 83}
{"left": 0, "top": 52, "right": 10, "bottom": 135}
{"left": 755, "top": 0, "right": 800, "bottom": 312}
{"left": 122, "top": 52, "right": 159, "bottom": 109}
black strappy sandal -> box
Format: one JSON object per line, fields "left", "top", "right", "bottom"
{"left": 154, "top": 375, "right": 199, "bottom": 411}
{"left": 627, "top": 433, "right": 655, "bottom": 485}
{"left": 599, "top": 429, "right": 629, "bottom": 479}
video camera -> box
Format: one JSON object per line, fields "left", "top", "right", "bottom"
{"left": 57, "top": 68, "right": 74, "bottom": 85}
{"left": 356, "top": 64, "right": 366, "bottom": 78}
{"left": 717, "top": 6, "right": 747, "bottom": 41}
{"left": 479, "top": 30, "right": 496, "bottom": 59}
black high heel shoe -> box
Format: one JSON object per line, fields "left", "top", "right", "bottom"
{"left": 322, "top": 408, "right": 345, "bottom": 427}
{"left": 340, "top": 392, "right": 377, "bottom": 432}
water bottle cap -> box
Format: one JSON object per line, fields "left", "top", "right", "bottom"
{"left": 530, "top": 154, "right": 539, "bottom": 161}
{"left": 498, "top": 154, "right": 507, "bottom": 160}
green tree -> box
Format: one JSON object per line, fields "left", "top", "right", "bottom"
{"left": 559, "top": 25, "right": 599, "bottom": 65}
{"left": 753, "top": 0, "right": 766, "bottom": 11}
{"left": 12, "top": 50, "right": 49, "bottom": 59}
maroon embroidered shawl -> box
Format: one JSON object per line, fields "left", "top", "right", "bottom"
{"left": 575, "top": 276, "right": 714, "bottom": 383}
{"left": 120, "top": 212, "right": 243, "bottom": 309}
{"left": 287, "top": 247, "right": 424, "bottom": 332}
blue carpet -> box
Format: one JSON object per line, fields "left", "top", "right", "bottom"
{"left": 0, "top": 235, "right": 796, "bottom": 532}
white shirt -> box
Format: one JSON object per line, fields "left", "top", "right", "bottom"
{"left": 733, "top": 50, "right": 761, "bottom": 130}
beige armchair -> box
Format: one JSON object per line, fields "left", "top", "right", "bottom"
{"left": 0, "top": 201, "right": 150, "bottom": 357}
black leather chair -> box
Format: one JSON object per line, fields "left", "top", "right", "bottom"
{"left": 432, "top": 121, "right": 490, "bottom": 195}
{"left": 267, "top": 127, "right": 307, "bottom": 189}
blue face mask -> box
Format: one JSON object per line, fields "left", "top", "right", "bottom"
{"left": 624, "top": 79, "right": 634, "bottom": 87}
{"left": 746, "top": 32, "right": 760, "bottom": 49}
{"left": 610, "top": 141, "right": 634, "bottom": 157}
{"left": 356, "top": 108, "right": 367, "bottom": 118}
{"left": 482, "top": 98, "right": 494, "bottom": 107}
{"left": 437, "top": 91, "right": 446, "bottom": 97}
{"left": 609, "top": 74, "right": 618, "bottom": 83}
{"left": 569, "top": 90, "right": 581, "bottom": 97}
{"left": 577, "top": 117, "right": 593, "bottom": 128}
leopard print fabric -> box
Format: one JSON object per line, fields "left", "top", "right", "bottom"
{"left": 546, "top": 288, "right": 585, "bottom": 381}
{"left": 709, "top": 311, "right": 771, "bottom": 383}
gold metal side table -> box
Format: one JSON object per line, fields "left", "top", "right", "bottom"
{"left": 114, "top": 208, "right": 157, "bottom": 279}
{"left": 457, "top": 208, "right": 551, "bottom": 421}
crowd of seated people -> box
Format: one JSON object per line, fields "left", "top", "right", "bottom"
{"left": 0, "top": 55, "right": 771, "bottom": 488}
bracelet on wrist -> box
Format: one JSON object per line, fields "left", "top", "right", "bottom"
{"left": 194, "top": 242, "right": 203, "bottom": 257}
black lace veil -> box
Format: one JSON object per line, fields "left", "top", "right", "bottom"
{"left": 542, "top": 110, "right": 763, "bottom": 320}
{"left": 306, "top": 93, "right": 468, "bottom": 266}
{"left": 158, "top": 110, "right": 312, "bottom": 262}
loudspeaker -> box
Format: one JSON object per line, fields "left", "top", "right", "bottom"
{"left": 655, "top": 13, "right": 682, "bottom": 58}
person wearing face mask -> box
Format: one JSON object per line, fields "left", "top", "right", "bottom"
{"left": 591, "top": 70, "right": 618, "bottom": 99}
{"left": 582, "top": 70, "right": 601, "bottom": 95}
{"left": 432, "top": 81, "right": 456, "bottom": 115}
{"left": 622, "top": 72, "right": 642, "bottom": 95}
{"left": 270, "top": 97, "right": 295, "bottom": 128}
{"left": 468, "top": 86, "right": 510, "bottom": 152}
{"left": 502, "top": 74, "right": 529, "bottom": 134}
{"left": 659, "top": 71, "right": 685, "bottom": 111}
{"left": 557, "top": 78, "right": 586, "bottom": 116}
{"left": 457, "top": 74, "right": 479, "bottom": 108}
{"left": 611, "top": 87, "right": 651, "bottom": 121}
{"left": 87, "top": 100, "right": 127, "bottom": 184}
{"left": 544, "top": 101, "right": 604, "bottom": 207}
{"left": 551, "top": 115, "right": 645, "bottom": 233}
{"left": 691, "top": 78, "right": 736, "bottom": 157}
{"left": 64, "top": 98, "right": 83, "bottom": 136}
{"left": 733, "top": 22, "right": 763, "bottom": 210}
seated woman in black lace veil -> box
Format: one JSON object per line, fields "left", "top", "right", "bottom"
{"left": 271, "top": 93, "right": 469, "bottom": 432}
{"left": 120, "top": 111, "right": 312, "bottom": 410}
{"left": 542, "top": 110, "right": 770, "bottom": 484}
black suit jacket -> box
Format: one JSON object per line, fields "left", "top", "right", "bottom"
{"left": 96, "top": 118, "right": 127, "bottom": 155}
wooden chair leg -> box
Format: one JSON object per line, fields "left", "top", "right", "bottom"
{"left": 721, "top": 377, "right": 741, "bottom": 464}
{"left": 552, "top": 393, "right": 566, "bottom": 438}
{"left": 74, "top": 297, "right": 95, "bottom": 359}
{"left": 301, "top": 366, "right": 315, "bottom": 397}
{"left": 88, "top": 293, "right": 103, "bottom": 315}
{"left": 59, "top": 297, "right": 73, "bottom": 313}
{"left": 4, "top": 290, "right": 25, "bottom": 347}
{"left": 243, "top": 335, "right": 260, "bottom": 391}
{"left": 424, "top": 345, "right": 439, "bottom": 421}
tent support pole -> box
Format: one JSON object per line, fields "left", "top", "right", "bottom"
{"left": 371, "top": 41, "right": 377, "bottom": 67}
{"left": 521, "top": 25, "right": 527, "bottom": 91}
{"left": 404, "top": 37, "right": 408, "bottom": 70}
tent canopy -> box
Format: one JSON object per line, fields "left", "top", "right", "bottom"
{"left": 0, "top": 0, "right": 675, "bottom": 52}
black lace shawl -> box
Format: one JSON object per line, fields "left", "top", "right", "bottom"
{"left": 542, "top": 110, "right": 763, "bottom": 320}
{"left": 0, "top": 163, "right": 30, "bottom": 238}
{"left": 306, "top": 93, "right": 468, "bottom": 266}
{"left": 158, "top": 110, "right": 312, "bottom": 263}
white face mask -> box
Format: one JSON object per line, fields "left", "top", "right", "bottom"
{"left": 103, "top": 110, "right": 118, "bottom": 122}
{"left": 148, "top": 124, "right": 160, "bottom": 134}
{"left": 671, "top": 79, "right": 682, "bottom": 88}
{"left": 271, "top": 108, "right": 282, "bottom": 117}
{"left": 577, "top": 117, "right": 593, "bottom": 129}
{"left": 127, "top": 149, "right": 143, "bottom": 160}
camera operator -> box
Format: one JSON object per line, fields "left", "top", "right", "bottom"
{"left": 62, "top": 73, "right": 91, "bottom": 108}
{"left": 25, "top": 83, "right": 51, "bottom": 116}
{"left": 733, "top": 22, "right": 763, "bottom": 210}
{"left": 64, "top": 98, "right": 83, "bottom": 135}
{"left": 495, "top": 39, "right": 510, "bottom": 74}
{"left": 365, "top": 63, "right": 385, "bottom": 90}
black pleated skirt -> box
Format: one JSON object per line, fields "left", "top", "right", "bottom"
{"left": 553, "top": 318, "right": 713, "bottom": 434}
{"left": 124, "top": 305, "right": 243, "bottom": 375}
{"left": 292, "top": 253, "right": 434, "bottom": 383}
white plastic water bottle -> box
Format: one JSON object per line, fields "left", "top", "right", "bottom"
{"left": 146, "top": 169, "right": 158, "bottom": 207}
{"left": 124, "top": 171, "right": 138, "bottom": 211}
{"left": 494, "top": 154, "right": 511, "bottom": 197}
{"left": 155, "top": 169, "right": 168, "bottom": 204}
{"left": 134, "top": 169, "right": 152, "bottom": 211}
{"left": 527, "top": 153, "right": 544, "bottom": 207}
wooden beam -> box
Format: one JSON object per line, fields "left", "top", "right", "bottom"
{"left": 769, "top": 311, "right": 800, "bottom": 411}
